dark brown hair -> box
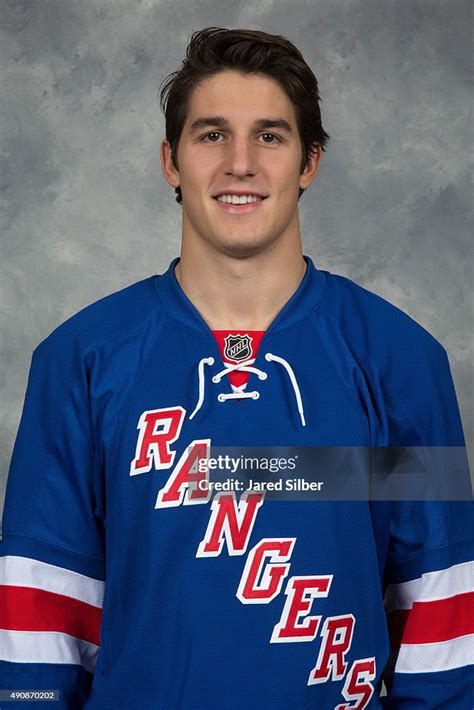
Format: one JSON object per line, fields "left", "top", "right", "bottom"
{"left": 158, "top": 27, "right": 330, "bottom": 205}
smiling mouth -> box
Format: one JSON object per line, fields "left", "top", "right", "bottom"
{"left": 212, "top": 196, "right": 268, "bottom": 215}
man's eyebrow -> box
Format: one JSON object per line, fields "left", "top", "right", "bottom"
{"left": 189, "top": 116, "right": 293, "bottom": 134}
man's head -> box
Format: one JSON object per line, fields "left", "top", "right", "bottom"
{"left": 159, "top": 27, "right": 329, "bottom": 259}
{"left": 159, "top": 27, "right": 329, "bottom": 205}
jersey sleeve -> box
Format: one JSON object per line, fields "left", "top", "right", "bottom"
{"left": 379, "top": 339, "right": 474, "bottom": 708}
{"left": 0, "top": 331, "right": 106, "bottom": 708}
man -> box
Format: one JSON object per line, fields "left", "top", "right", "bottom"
{"left": 1, "top": 26, "right": 473, "bottom": 709}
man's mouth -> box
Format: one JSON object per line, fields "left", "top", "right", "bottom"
{"left": 212, "top": 194, "right": 268, "bottom": 215}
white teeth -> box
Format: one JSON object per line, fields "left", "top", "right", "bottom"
{"left": 216, "top": 194, "right": 263, "bottom": 204}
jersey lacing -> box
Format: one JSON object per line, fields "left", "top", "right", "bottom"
{"left": 189, "top": 354, "right": 306, "bottom": 427}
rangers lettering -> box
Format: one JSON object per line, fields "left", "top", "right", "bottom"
{"left": 308, "top": 614, "right": 355, "bottom": 685}
{"left": 130, "top": 406, "right": 185, "bottom": 475}
{"left": 335, "top": 657, "right": 376, "bottom": 709}
{"left": 155, "top": 439, "right": 211, "bottom": 508}
{"left": 133, "top": 429, "right": 379, "bottom": 702}
{"left": 237, "top": 538, "right": 296, "bottom": 604}
{"left": 271, "top": 575, "right": 332, "bottom": 643}
{"left": 196, "top": 490, "right": 265, "bottom": 557}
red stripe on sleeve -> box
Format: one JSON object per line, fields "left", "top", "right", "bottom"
{"left": 387, "top": 590, "right": 474, "bottom": 647}
{"left": 0, "top": 585, "right": 102, "bottom": 646}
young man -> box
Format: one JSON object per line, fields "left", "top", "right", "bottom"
{"left": 1, "top": 27, "right": 473, "bottom": 709}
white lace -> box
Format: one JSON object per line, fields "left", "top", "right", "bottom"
{"left": 189, "top": 354, "right": 306, "bottom": 427}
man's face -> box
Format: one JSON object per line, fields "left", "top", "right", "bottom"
{"left": 161, "top": 70, "right": 321, "bottom": 258}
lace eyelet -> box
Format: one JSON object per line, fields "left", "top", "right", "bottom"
{"left": 253, "top": 392, "right": 260, "bottom": 400}
{"left": 212, "top": 376, "right": 220, "bottom": 383}
{"left": 217, "top": 394, "right": 225, "bottom": 402}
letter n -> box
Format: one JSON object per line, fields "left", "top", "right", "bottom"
{"left": 196, "top": 490, "right": 265, "bottom": 557}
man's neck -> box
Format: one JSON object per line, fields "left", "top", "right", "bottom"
{"left": 175, "top": 245, "right": 307, "bottom": 331}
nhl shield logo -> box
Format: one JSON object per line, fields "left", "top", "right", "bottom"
{"left": 224, "top": 334, "right": 253, "bottom": 362}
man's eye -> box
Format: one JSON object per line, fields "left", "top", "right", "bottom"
{"left": 201, "top": 132, "right": 223, "bottom": 142}
{"left": 260, "top": 133, "right": 281, "bottom": 143}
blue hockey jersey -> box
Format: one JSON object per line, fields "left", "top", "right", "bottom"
{"left": 1, "top": 255, "right": 473, "bottom": 708}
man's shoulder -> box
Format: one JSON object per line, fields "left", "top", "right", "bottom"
{"left": 34, "top": 275, "right": 164, "bottom": 359}
{"left": 320, "top": 271, "right": 446, "bottom": 359}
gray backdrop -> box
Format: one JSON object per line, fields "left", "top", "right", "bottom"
{"left": 1, "top": 0, "right": 473, "bottom": 522}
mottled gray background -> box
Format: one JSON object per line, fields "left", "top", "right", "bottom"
{"left": 1, "top": 0, "right": 473, "bottom": 522}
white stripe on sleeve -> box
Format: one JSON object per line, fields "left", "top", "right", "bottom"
{"left": 395, "top": 634, "right": 474, "bottom": 674}
{"left": 384, "top": 560, "right": 474, "bottom": 613}
{"left": 0, "top": 555, "right": 105, "bottom": 607}
{"left": 0, "top": 629, "right": 100, "bottom": 673}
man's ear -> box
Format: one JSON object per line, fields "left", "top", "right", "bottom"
{"left": 299, "top": 143, "right": 323, "bottom": 192}
{"left": 160, "top": 139, "right": 180, "bottom": 190}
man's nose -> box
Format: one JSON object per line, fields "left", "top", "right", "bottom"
{"left": 224, "top": 138, "right": 258, "bottom": 177}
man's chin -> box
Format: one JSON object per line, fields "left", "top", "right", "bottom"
{"left": 213, "top": 237, "right": 274, "bottom": 259}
